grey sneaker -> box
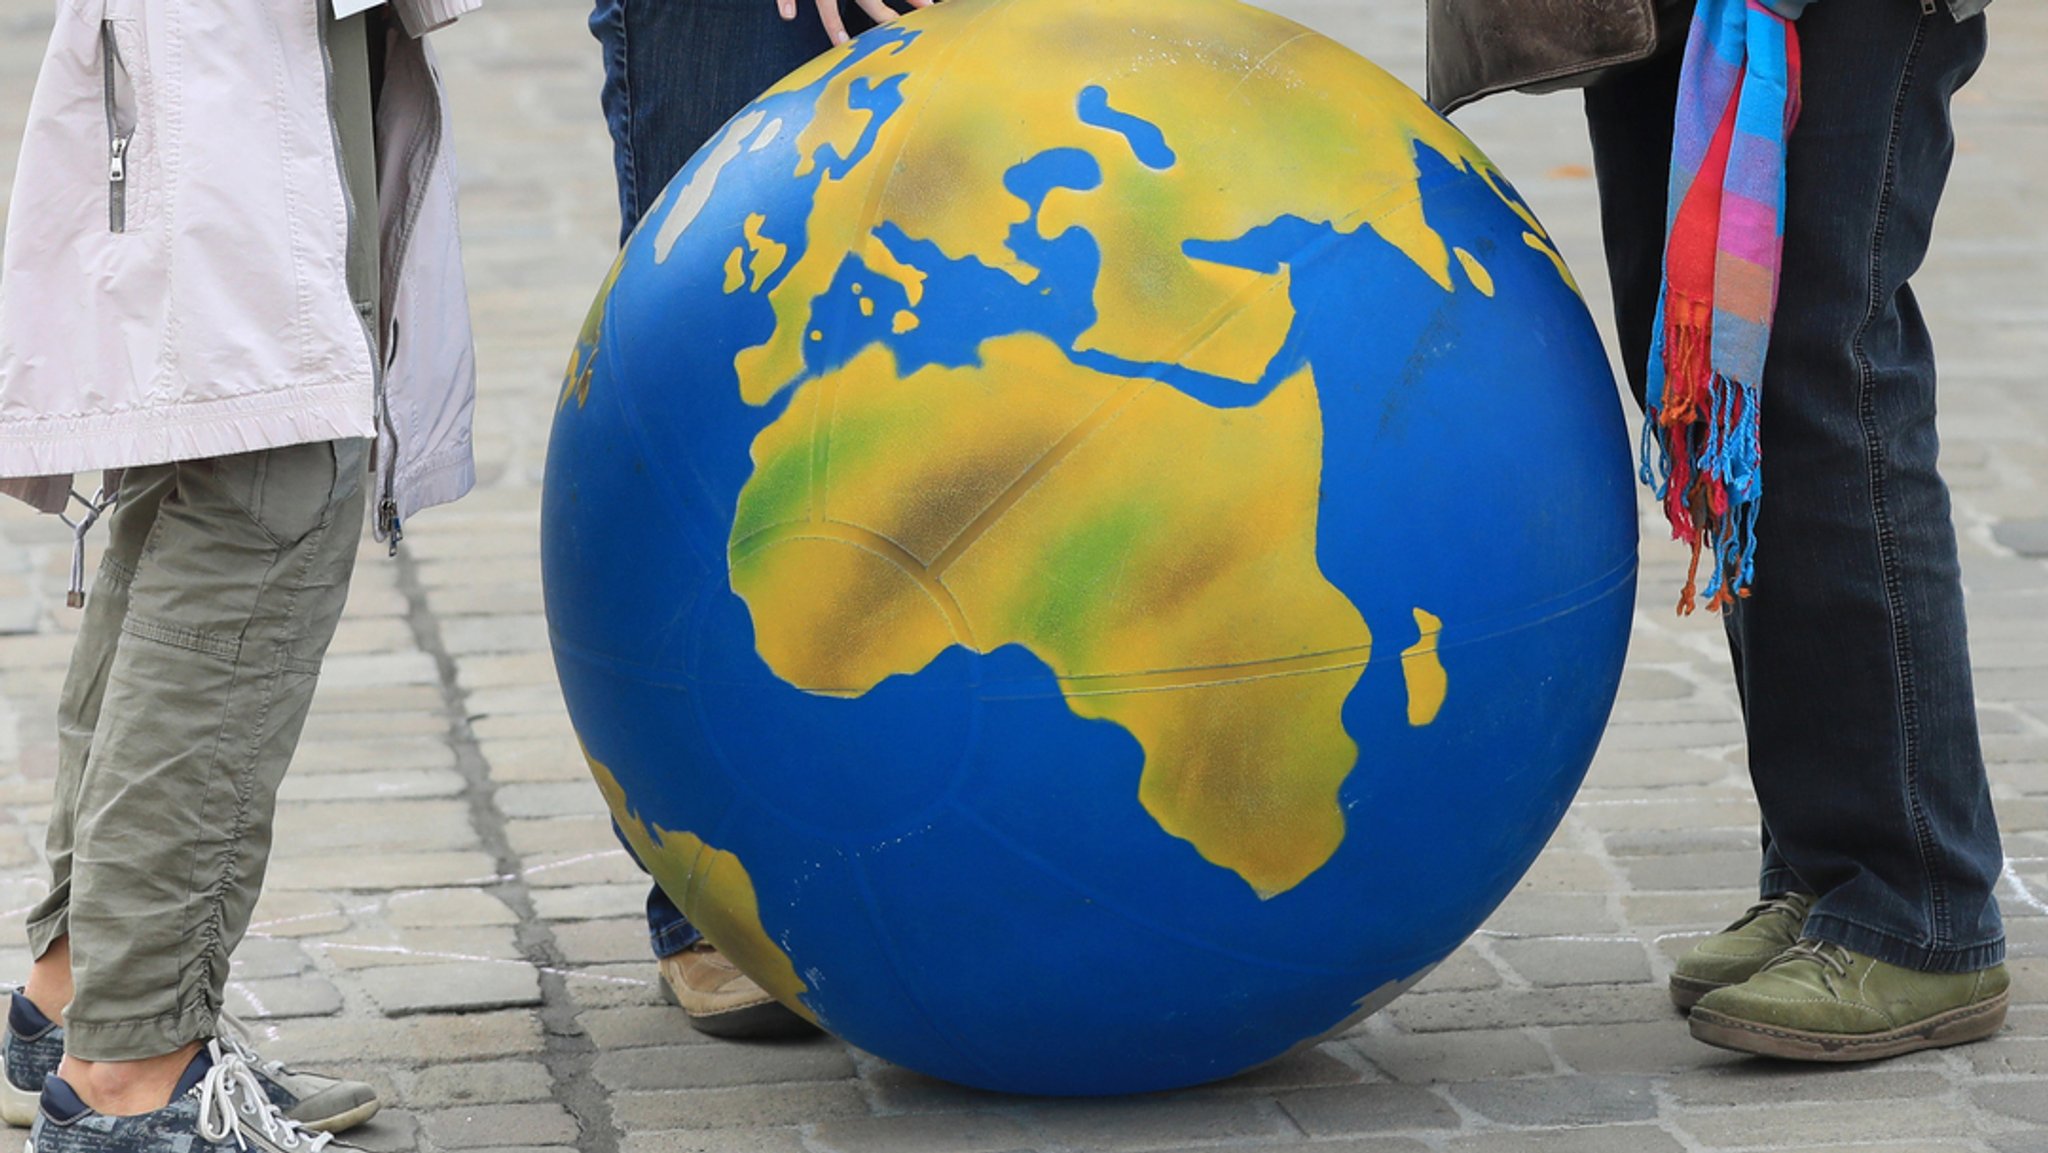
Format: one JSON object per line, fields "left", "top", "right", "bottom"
{"left": 27, "top": 1040, "right": 356, "bottom": 1153}
{"left": 2, "top": 990, "right": 60, "bottom": 1127}
{"left": 219, "top": 1013, "right": 380, "bottom": 1133}
{"left": 3, "top": 990, "right": 379, "bottom": 1134}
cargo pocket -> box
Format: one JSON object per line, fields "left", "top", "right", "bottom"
{"left": 200, "top": 443, "right": 349, "bottom": 549}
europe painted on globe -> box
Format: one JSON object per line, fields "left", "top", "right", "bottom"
{"left": 546, "top": 0, "right": 1634, "bottom": 1094}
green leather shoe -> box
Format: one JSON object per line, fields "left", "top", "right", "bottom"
{"left": 1669, "top": 892, "right": 1815, "bottom": 1011}
{"left": 1689, "top": 939, "right": 2010, "bottom": 1062}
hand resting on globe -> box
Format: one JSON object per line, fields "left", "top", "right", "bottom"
{"left": 778, "top": 0, "right": 933, "bottom": 45}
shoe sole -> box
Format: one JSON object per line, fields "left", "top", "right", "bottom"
{"left": 296, "top": 1098, "right": 381, "bottom": 1134}
{"left": 660, "top": 976, "right": 821, "bottom": 1041}
{"left": 1669, "top": 975, "right": 1729, "bottom": 1013}
{"left": 0, "top": 1047, "right": 36, "bottom": 1128}
{"left": 1688, "top": 988, "right": 2010, "bottom": 1062}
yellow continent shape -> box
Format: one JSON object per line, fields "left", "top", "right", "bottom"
{"left": 586, "top": 753, "right": 817, "bottom": 1023}
{"left": 719, "top": 0, "right": 1517, "bottom": 407}
{"left": 696, "top": 0, "right": 1507, "bottom": 897}
{"left": 732, "top": 335, "right": 1373, "bottom": 897}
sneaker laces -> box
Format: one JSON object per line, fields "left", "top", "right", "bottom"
{"left": 1764, "top": 937, "right": 1853, "bottom": 979}
{"left": 217, "top": 1018, "right": 293, "bottom": 1083}
{"left": 196, "top": 1043, "right": 333, "bottom": 1152}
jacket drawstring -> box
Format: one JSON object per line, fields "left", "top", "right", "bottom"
{"left": 60, "top": 485, "right": 117, "bottom": 608}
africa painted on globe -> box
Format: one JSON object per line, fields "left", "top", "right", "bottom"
{"left": 557, "top": 0, "right": 1603, "bottom": 1049}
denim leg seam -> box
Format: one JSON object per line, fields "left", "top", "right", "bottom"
{"left": 1758, "top": 865, "right": 1806, "bottom": 899}
{"left": 615, "top": 0, "right": 640, "bottom": 232}
{"left": 1804, "top": 909, "right": 2001, "bottom": 973}
{"left": 1855, "top": 14, "right": 1949, "bottom": 953}
{"left": 649, "top": 920, "right": 702, "bottom": 958}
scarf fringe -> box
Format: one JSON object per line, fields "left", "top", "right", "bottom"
{"left": 1645, "top": 301, "right": 1762, "bottom": 616}
{"left": 1640, "top": 0, "right": 1798, "bottom": 615}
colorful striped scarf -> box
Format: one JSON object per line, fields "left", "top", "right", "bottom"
{"left": 1640, "top": 0, "right": 1803, "bottom": 613}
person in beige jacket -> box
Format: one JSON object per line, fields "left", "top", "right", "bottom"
{"left": 0, "top": 1, "right": 480, "bottom": 1148}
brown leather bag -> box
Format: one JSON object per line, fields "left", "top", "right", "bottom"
{"left": 1425, "top": 0, "right": 1693, "bottom": 114}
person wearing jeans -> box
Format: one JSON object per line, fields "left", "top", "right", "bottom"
{"left": 1579, "top": 0, "right": 2009, "bottom": 1058}
{"left": 1429, "top": 0, "right": 2007, "bottom": 1060}
{"left": 586, "top": 0, "right": 927, "bottom": 1039}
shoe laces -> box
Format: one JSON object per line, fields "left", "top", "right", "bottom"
{"left": 218, "top": 1025, "right": 292, "bottom": 1084}
{"left": 1765, "top": 938, "right": 1853, "bottom": 979}
{"left": 196, "top": 1043, "right": 333, "bottom": 1152}
{"left": 1732, "top": 892, "right": 1813, "bottom": 930}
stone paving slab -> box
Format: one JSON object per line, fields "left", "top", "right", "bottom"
{"left": 0, "top": 1, "right": 2044, "bottom": 1151}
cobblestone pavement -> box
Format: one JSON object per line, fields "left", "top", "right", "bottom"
{"left": 0, "top": 2, "right": 2044, "bottom": 1151}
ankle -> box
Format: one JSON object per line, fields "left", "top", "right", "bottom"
{"left": 23, "top": 935, "right": 72, "bottom": 1025}
{"left": 58, "top": 1042, "right": 203, "bottom": 1117}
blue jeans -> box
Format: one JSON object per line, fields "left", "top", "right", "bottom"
{"left": 640, "top": 874, "right": 698, "bottom": 959}
{"left": 1585, "top": 1, "right": 2004, "bottom": 972}
{"left": 590, "top": 0, "right": 872, "bottom": 244}
{"left": 589, "top": 0, "right": 873, "bottom": 959}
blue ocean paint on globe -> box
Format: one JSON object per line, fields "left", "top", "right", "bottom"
{"left": 544, "top": 1, "right": 1636, "bottom": 1097}
{"left": 1078, "top": 85, "right": 1178, "bottom": 169}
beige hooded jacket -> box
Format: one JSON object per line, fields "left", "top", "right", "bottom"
{"left": 0, "top": 0, "right": 481, "bottom": 545}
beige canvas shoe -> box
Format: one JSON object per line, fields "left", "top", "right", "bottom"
{"left": 658, "top": 944, "right": 819, "bottom": 1040}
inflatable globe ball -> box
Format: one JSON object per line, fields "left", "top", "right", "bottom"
{"left": 543, "top": 0, "right": 1636, "bottom": 1096}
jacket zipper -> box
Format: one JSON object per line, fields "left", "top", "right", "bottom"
{"left": 101, "top": 22, "right": 133, "bottom": 233}
{"left": 374, "top": 51, "right": 449, "bottom": 558}
{"left": 376, "top": 323, "right": 403, "bottom": 552}
{"left": 317, "top": 10, "right": 402, "bottom": 553}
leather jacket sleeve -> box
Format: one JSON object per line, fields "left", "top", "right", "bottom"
{"left": 1425, "top": 0, "right": 1678, "bottom": 114}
